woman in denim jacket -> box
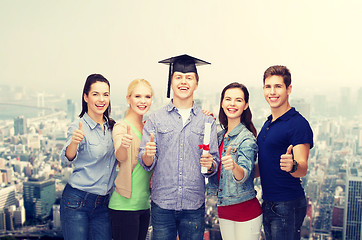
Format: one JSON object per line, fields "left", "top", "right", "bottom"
{"left": 208, "top": 82, "right": 262, "bottom": 240}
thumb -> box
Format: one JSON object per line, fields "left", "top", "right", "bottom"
{"left": 126, "top": 124, "right": 131, "bottom": 135}
{"left": 150, "top": 133, "right": 155, "bottom": 142}
{"left": 79, "top": 121, "right": 83, "bottom": 131}
{"left": 286, "top": 145, "right": 293, "bottom": 154}
{"left": 226, "top": 146, "right": 231, "bottom": 156}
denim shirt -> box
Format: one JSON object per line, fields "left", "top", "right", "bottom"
{"left": 139, "top": 101, "right": 220, "bottom": 211}
{"left": 207, "top": 123, "right": 258, "bottom": 206}
{"left": 60, "top": 113, "right": 117, "bottom": 196}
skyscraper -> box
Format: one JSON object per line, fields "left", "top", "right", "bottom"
{"left": 344, "top": 175, "right": 362, "bottom": 240}
{"left": 67, "top": 99, "right": 75, "bottom": 122}
{"left": 13, "top": 115, "right": 27, "bottom": 135}
{"left": 23, "top": 178, "right": 56, "bottom": 220}
{"left": 0, "top": 185, "right": 16, "bottom": 210}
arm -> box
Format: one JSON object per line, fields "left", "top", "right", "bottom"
{"left": 280, "top": 143, "right": 310, "bottom": 178}
{"left": 222, "top": 146, "right": 245, "bottom": 181}
{"left": 201, "top": 119, "right": 220, "bottom": 177}
{"left": 254, "top": 163, "right": 260, "bottom": 178}
{"left": 113, "top": 122, "right": 133, "bottom": 162}
{"left": 142, "top": 133, "right": 156, "bottom": 166}
{"left": 138, "top": 117, "right": 157, "bottom": 170}
{"left": 65, "top": 121, "right": 84, "bottom": 161}
{"left": 223, "top": 138, "right": 257, "bottom": 182}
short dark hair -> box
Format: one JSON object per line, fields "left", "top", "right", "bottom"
{"left": 263, "top": 65, "right": 292, "bottom": 88}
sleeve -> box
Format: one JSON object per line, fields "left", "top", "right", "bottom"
{"left": 290, "top": 117, "right": 314, "bottom": 149}
{"left": 234, "top": 137, "right": 258, "bottom": 184}
{"left": 202, "top": 117, "right": 221, "bottom": 178}
{"left": 138, "top": 115, "right": 158, "bottom": 171}
{"left": 60, "top": 120, "right": 84, "bottom": 163}
{"left": 112, "top": 121, "right": 128, "bottom": 162}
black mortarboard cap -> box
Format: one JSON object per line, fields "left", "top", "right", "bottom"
{"left": 158, "top": 54, "right": 211, "bottom": 98}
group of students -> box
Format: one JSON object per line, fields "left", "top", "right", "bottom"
{"left": 59, "top": 54, "right": 313, "bottom": 240}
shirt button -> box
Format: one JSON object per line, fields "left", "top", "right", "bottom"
{"left": 227, "top": 138, "right": 230, "bottom": 141}
{"left": 179, "top": 172, "right": 182, "bottom": 175}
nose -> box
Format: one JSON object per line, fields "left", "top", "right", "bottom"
{"left": 180, "top": 76, "right": 187, "bottom": 84}
{"left": 270, "top": 87, "right": 276, "bottom": 94}
{"left": 100, "top": 95, "right": 105, "bottom": 101}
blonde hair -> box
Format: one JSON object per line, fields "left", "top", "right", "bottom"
{"left": 127, "top": 79, "right": 153, "bottom": 97}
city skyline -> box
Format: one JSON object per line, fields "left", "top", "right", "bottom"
{"left": 1, "top": 1, "right": 362, "bottom": 102}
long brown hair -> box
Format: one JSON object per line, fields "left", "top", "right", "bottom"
{"left": 218, "top": 82, "right": 257, "bottom": 137}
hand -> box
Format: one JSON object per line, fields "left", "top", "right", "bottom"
{"left": 71, "top": 121, "right": 85, "bottom": 145}
{"left": 280, "top": 145, "right": 294, "bottom": 172}
{"left": 200, "top": 152, "right": 213, "bottom": 170}
{"left": 202, "top": 109, "right": 216, "bottom": 120}
{"left": 120, "top": 124, "right": 133, "bottom": 149}
{"left": 145, "top": 133, "right": 156, "bottom": 157}
{"left": 221, "top": 146, "right": 235, "bottom": 170}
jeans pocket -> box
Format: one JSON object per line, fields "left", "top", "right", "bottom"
{"left": 62, "top": 194, "right": 83, "bottom": 210}
{"left": 271, "top": 202, "right": 292, "bottom": 218}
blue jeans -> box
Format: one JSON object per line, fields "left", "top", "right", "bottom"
{"left": 151, "top": 201, "right": 205, "bottom": 240}
{"left": 262, "top": 196, "right": 307, "bottom": 240}
{"left": 60, "top": 184, "right": 112, "bottom": 240}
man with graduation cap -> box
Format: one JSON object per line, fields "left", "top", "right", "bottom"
{"left": 138, "top": 54, "right": 220, "bottom": 240}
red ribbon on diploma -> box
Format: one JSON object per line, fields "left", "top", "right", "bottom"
{"left": 198, "top": 144, "right": 210, "bottom": 151}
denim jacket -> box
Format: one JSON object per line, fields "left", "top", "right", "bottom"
{"left": 207, "top": 123, "right": 258, "bottom": 206}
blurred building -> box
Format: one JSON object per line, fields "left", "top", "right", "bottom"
{"left": 344, "top": 175, "right": 362, "bottom": 239}
{"left": 52, "top": 204, "right": 61, "bottom": 230}
{"left": 0, "top": 185, "right": 16, "bottom": 210}
{"left": 14, "top": 116, "right": 27, "bottom": 135}
{"left": 23, "top": 178, "right": 56, "bottom": 220}
{"left": 67, "top": 99, "right": 75, "bottom": 122}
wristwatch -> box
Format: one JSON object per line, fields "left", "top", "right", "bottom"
{"left": 208, "top": 163, "right": 215, "bottom": 173}
{"left": 288, "top": 159, "right": 298, "bottom": 173}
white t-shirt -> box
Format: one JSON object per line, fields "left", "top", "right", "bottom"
{"left": 177, "top": 108, "right": 191, "bottom": 127}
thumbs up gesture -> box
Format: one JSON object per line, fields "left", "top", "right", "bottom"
{"left": 221, "top": 146, "right": 235, "bottom": 170}
{"left": 71, "top": 121, "right": 85, "bottom": 145}
{"left": 145, "top": 133, "right": 156, "bottom": 157}
{"left": 120, "top": 124, "right": 133, "bottom": 149}
{"left": 280, "top": 145, "right": 294, "bottom": 172}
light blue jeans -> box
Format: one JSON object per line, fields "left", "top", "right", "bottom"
{"left": 151, "top": 201, "right": 205, "bottom": 240}
{"left": 60, "top": 184, "right": 112, "bottom": 240}
{"left": 262, "top": 196, "right": 307, "bottom": 240}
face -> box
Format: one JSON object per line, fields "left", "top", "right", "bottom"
{"left": 222, "top": 88, "right": 249, "bottom": 121}
{"left": 127, "top": 84, "right": 152, "bottom": 116}
{"left": 171, "top": 72, "right": 198, "bottom": 101}
{"left": 84, "top": 81, "right": 110, "bottom": 119}
{"left": 263, "top": 75, "right": 291, "bottom": 109}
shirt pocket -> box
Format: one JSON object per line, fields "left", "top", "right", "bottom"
{"left": 87, "top": 137, "right": 106, "bottom": 160}
{"left": 157, "top": 125, "right": 175, "bottom": 145}
{"left": 191, "top": 127, "right": 205, "bottom": 145}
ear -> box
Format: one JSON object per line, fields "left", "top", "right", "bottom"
{"left": 126, "top": 95, "right": 130, "bottom": 105}
{"left": 287, "top": 85, "right": 292, "bottom": 96}
{"left": 84, "top": 93, "right": 88, "bottom": 103}
{"left": 244, "top": 102, "right": 249, "bottom": 111}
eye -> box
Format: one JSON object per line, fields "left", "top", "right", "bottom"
{"left": 146, "top": 95, "right": 151, "bottom": 99}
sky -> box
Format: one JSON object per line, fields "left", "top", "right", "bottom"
{"left": 1, "top": 0, "right": 362, "bottom": 102}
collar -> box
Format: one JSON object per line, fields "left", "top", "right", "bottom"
{"left": 227, "top": 123, "right": 247, "bottom": 137}
{"left": 166, "top": 100, "right": 198, "bottom": 116}
{"left": 267, "top": 107, "right": 298, "bottom": 123}
{"left": 83, "top": 112, "right": 109, "bottom": 130}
